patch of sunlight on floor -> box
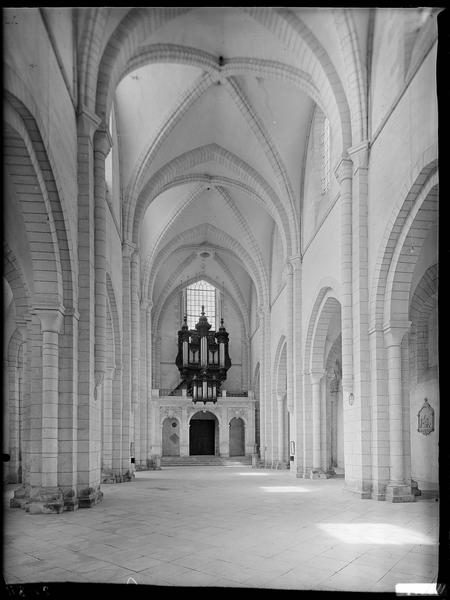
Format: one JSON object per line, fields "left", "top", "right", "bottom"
{"left": 260, "top": 486, "right": 311, "bottom": 493}
{"left": 317, "top": 523, "right": 435, "bottom": 545}
{"left": 236, "top": 472, "right": 269, "bottom": 476}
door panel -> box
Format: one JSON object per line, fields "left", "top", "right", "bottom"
{"left": 190, "top": 420, "right": 215, "bottom": 455}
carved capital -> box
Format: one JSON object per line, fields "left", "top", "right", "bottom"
{"left": 333, "top": 155, "right": 353, "bottom": 184}
{"left": 77, "top": 107, "right": 102, "bottom": 138}
{"left": 15, "top": 319, "right": 28, "bottom": 338}
{"left": 122, "top": 240, "right": 136, "bottom": 259}
{"left": 383, "top": 320, "right": 411, "bottom": 347}
{"left": 310, "top": 370, "right": 325, "bottom": 385}
{"left": 347, "top": 140, "right": 369, "bottom": 170}
{"left": 32, "top": 307, "right": 65, "bottom": 334}
{"left": 142, "top": 299, "right": 153, "bottom": 312}
{"left": 257, "top": 304, "right": 269, "bottom": 317}
{"left": 286, "top": 255, "right": 302, "bottom": 273}
{"left": 94, "top": 126, "right": 113, "bottom": 157}
{"left": 131, "top": 247, "right": 140, "bottom": 262}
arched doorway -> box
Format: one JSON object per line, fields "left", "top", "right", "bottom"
{"left": 307, "top": 292, "right": 343, "bottom": 478}
{"left": 229, "top": 417, "right": 245, "bottom": 456}
{"left": 162, "top": 417, "right": 180, "bottom": 456}
{"left": 189, "top": 411, "right": 218, "bottom": 455}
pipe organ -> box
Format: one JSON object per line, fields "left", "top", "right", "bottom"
{"left": 176, "top": 306, "right": 231, "bottom": 403}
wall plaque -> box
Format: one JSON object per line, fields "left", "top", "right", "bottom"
{"left": 417, "top": 398, "right": 434, "bottom": 436}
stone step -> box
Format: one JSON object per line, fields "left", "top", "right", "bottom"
{"left": 160, "top": 455, "right": 252, "bottom": 467}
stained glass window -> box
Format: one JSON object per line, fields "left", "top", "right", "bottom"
{"left": 186, "top": 280, "right": 216, "bottom": 329}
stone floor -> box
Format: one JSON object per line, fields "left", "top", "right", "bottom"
{"left": 3, "top": 467, "right": 440, "bottom": 591}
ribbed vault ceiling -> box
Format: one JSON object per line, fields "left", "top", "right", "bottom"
{"left": 103, "top": 6, "right": 370, "bottom": 319}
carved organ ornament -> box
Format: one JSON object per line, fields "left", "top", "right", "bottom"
{"left": 176, "top": 306, "right": 231, "bottom": 404}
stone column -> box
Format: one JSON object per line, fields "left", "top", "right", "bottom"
{"left": 57, "top": 308, "right": 79, "bottom": 510}
{"left": 347, "top": 141, "right": 372, "bottom": 497}
{"left": 258, "top": 305, "right": 270, "bottom": 465}
{"left": 111, "top": 365, "right": 123, "bottom": 478}
{"left": 321, "top": 375, "right": 328, "bottom": 473}
{"left": 288, "top": 256, "right": 303, "bottom": 478}
{"left": 369, "top": 327, "right": 390, "bottom": 500}
{"left": 7, "top": 349, "right": 20, "bottom": 483}
{"left": 28, "top": 308, "right": 64, "bottom": 513}
{"left": 121, "top": 241, "right": 134, "bottom": 479}
{"left": 277, "top": 393, "right": 285, "bottom": 464}
{"left": 130, "top": 251, "right": 141, "bottom": 466}
{"left": 101, "top": 367, "right": 114, "bottom": 481}
{"left": 139, "top": 301, "right": 148, "bottom": 469}
{"left": 10, "top": 320, "right": 32, "bottom": 509}
{"left": 310, "top": 371, "right": 326, "bottom": 478}
{"left": 93, "top": 127, "right": 112, "bottom": 402}
{"left": 384, "top": 322, "right": 414, "bottom": 502}
{"left": 146, "top": 303, "right": 153, "bottom": 464}
{"left": 76, "top": 108, "right": 103, "bottom": 508}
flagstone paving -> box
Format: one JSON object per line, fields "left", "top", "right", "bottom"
{"left": 3, "top": 467, "right": 440, "bottom": 591}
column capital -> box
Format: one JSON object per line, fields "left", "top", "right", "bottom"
{"left": 310, "top": 370, "right": 325, "bottom": 385}
{"left": 141, "top": 299, "right": 153, "bottom": 312}
{"left": 77, "top": 106, "right": 102, "bottom": 138}
{"left": 257, "top": 304, "right": 270, "bottom": 317}
{"left": 383, "top": 320, "right": 412, "bottom": 346}
{"left": 15, "top": 319, "right": 29, "bottom": 338}
{"left": 122, "top": 240, "right": 136, "bottom": 258}
{"left": 347, "top": 140, "right": 370, "bottom": 170}
{"left": 32, "top": 307, "right": 65, "bottom": 333}
{"left": 131, "top": 249, "right": 140, "bottom": 264}
{"left": 286, "top": 255, "right": 302, "bottom": 273}
{"left": 333, "top": 155, "right": 353, "bottom": 183}
{"left": 105, "top": 367, "right": 115, "bottom": 380}
{"left": 94, "top": 125, "right": 113, "bottom": 157}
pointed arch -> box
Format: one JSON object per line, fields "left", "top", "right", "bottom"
{"left": 144, "top": 223, "right": 268, "bottom": 310}
{"left": 131, "top": 144, "right": 292, "bottom": 257}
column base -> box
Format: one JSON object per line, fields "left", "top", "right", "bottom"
{"left": 102, "top": 468, "right": 116, "bottom": 484}
{"left": 385, "top": 483, "right": 415, "bottom": 503}
{"left": 149, "top": 455, "right": 161, "bottom": 470}
{"left": 309, "top": 468, "right": 328, "bottom": 479}
{"left": 274, "top": 461, "right": 289, "bottom": 470}
{"left": 27, "top": 487, "right": 65, "bottom": 514}
{"left": 10, "top": 485, "right": 28, "bottom": 509}
{"left": 78, "top": 485, "right": 104, "bottom": 508}
{"left": 135, "top": 463, "right": 148, "bottom": 471}
{"left": 63, "top": 488, "right": 79, "bottom": 511}
{"left": 370, "top": 482, "right": 387, "bottom": 501}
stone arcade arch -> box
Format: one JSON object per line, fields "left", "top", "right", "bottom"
{"left": 407, "top": 263, "right": 439, "bottom": 495}
{"left": 189, "top": 411, "right": 219, "bottom": 456}
{"left": 229, "top": 417, "right": 245, "bottom": 456}
{"left": 369, "top": 164, "right": 438, "bottom": 501}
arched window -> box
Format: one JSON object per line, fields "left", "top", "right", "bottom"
{"left": 320, "top": 117, "right": 331, "bottom": 194}
{"left": 186, "top": 280, "right": 216, "bottom": 329}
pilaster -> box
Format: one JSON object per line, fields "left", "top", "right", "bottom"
{"left": 76, "top": 107, "right": 103, "bottom": 508}
{"left": 121, "top": 241, "right": 134, "bottom": 478}
{"left": 310, "top": 371, "right": 327, "bottom": 479}
{"left": 27, "top": 308, "right": 66, "bottom": 514}
{"left": 257, "top": 304, "right": 270, "bottom": 465}
{"left": 383, "top": 321, "right": 414, "bottom": 502}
